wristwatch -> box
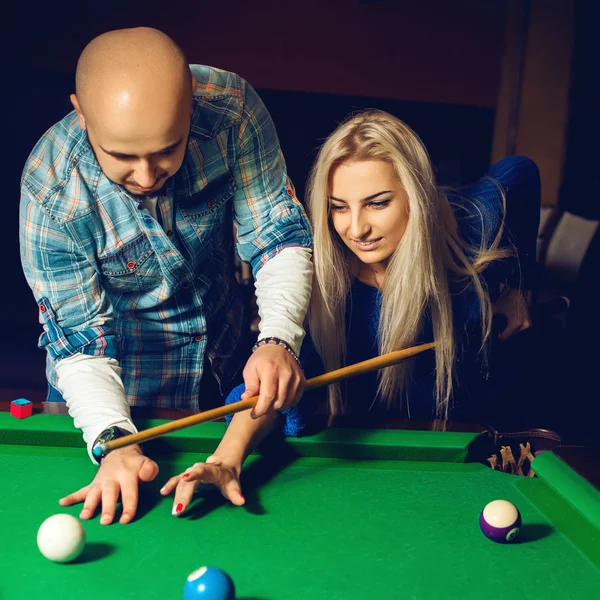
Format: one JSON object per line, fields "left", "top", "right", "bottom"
{"left": 91, "top": 426, "right": 132, "bottom": 464}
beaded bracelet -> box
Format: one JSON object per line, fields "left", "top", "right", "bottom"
{"left": 252, "top": 336, "right": 301, "bottom": 365}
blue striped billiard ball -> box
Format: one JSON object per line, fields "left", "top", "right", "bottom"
{"left": 183, "top": 566, "right": 235, "bottom": 600}
{"left": 479, "top": 499, "right": 521, "bottom": 543}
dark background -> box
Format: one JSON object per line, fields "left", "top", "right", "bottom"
{"left": 3, "top": 1, "right": 598, "bottom": 438}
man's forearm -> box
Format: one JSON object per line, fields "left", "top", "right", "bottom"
{"left": 254, "top": 246, "right": 313, "bottom": 355}
{"left": 55, "top": 353, "right": 137, "bottom": 462}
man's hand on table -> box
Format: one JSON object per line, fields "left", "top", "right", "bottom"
{"left": 60, "top": 343, "right": 301, "bottom": 521}
{"left": 241, "top": 343, "right": 305, "bottom": 418}
{"left": 59, "top": 445, "right": 159, "bottom": 524}
{"left": 160, "top": 455, "right": 245, "bottom": 515}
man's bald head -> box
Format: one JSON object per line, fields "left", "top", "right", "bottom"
{"left": 74, "top": 27, "right": 192, "bottom": 126}
{"left": 71, "top": 28, "right": 195, "bottom": 197}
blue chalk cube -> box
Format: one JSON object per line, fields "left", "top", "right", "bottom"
{"left": 12, "top": 399, "right": 32, "bottom": 406}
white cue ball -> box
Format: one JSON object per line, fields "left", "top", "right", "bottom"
{"left": 37, "top": 514, "right": 86, "bottom": 563}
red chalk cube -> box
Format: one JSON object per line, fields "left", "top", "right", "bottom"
{"left": 10, "top": 399, "right": 33, "bottom": 419}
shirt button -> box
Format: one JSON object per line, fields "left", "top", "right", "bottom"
{"left": 40, "top": 304, "right": 47, "bottom": 313}
{"left": 207, "top": 200, "right": 215, "bottom": 208}
{"left": 182, "top": 281, "right": 190, "bottom": 289}
{"left": 127, "top": 260, "right": 135, "bottom": 269}
{"left": 167, "top": 230, "right": 174, "bottom": 238}
{"left": 194, "top": 335, "right": 204, "bottom": 342}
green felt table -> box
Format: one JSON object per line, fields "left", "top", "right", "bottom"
{"left": 1, "top": 409, "right": 599, "bottom": 600}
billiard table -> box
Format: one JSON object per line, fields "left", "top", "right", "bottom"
{"left": 1, "top": 403, "right": 599, "bottom": 599}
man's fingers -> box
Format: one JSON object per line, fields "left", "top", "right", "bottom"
{"left": 243, "top": 344, "right": 305, "bottom": 415}
{"left": 79, "top": 487, "right": 102, "bottom": 520}
{"left": 252, "top": 364, "right": 278, "bottom": 417}
{"left": 252, "top": 387, "right": 276, "bottom": 417}
{"left": 59, "top": 453, "right": 155, "bottom": 525}
{"left": 119, "top": 477, "right": 139, "bottom": 525}
{"left": 277, "top": 367, "right": 305, "bottom": 411}
{"left": 241, "top": 383, "right": 260, "bottom": 401}
{"left": 138, "top": 457, "right": 159, "bottom": 483}
{"left": 276, "top": 365, "right": 305, "bottom": 411}
{"left": 273, "top": 372, "right": 292, "bottom": 411}
{"left": 242, "top": 363, "right": 261, "bottom": 402}
{"left": 292, "top": 370, "right": 306, "bottom": 405}
{"left": 59, "top": 485, "right": 90, "bottom": 507}
{"left": 100, "top": 480, "right": 120, "bottom": 525}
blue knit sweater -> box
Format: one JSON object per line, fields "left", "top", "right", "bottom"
{"left": 226, "top": 156, "right": 540, "bottom": 434}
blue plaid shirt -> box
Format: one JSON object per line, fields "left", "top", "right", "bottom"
{"left": 20, "top": 65, "right": 312, "bottom": 408}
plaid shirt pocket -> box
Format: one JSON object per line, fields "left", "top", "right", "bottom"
{"left": 98, "top": 235, "right": 163, "bottom": 294}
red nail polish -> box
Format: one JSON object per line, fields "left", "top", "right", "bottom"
{"left": 182, "top": 473, "right": 190, "bottom": 478}
{"left": 176, "top": 503, "right": 183, "bottom": 513}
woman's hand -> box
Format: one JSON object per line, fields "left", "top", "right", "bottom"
{"left": 492, "top": 288, "right": 533, "bottom": 341}
{"left": 160, "top": 455, "right": 245, "bottom": 516}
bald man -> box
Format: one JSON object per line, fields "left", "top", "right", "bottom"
{"left": 20, "top": 28, "right": 312, "bottom": 524}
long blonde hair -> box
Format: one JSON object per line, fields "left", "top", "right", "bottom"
{"left": 306, "top": 110, "right": 509, "bottom": 419}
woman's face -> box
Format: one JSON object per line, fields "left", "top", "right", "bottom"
{"left": 329, "top": 159, "right": 409, "bottom": 272}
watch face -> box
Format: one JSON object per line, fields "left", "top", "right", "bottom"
{"left": 102, "top": 427, "right": 117, "bottom": 443}
{"left": 100, "top": 426, "right": 128, "bottom": 444}
{"left": 93, "top": 427, "right": 129, "bottom": 463}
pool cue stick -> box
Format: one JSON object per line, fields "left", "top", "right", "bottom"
{"left": 97, "top": 341, "right": 436, "bottom": 456}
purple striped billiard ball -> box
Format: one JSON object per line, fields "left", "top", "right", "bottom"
{"left": 479, "top": 500, "right": 521, "bottom": 543}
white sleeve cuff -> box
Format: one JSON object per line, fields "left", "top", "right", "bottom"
{"left": 55, "top": 353, "right": 137, "bottom": 463}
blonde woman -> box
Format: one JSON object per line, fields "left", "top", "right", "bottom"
{"left": 161, "top": 110, "right": 540, "bottom": 512}
{"left": 295, "top": 109, "right": 540, "bottom": 429}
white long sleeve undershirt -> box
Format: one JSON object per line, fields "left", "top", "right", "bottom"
{"left": 55, "top": 246, "right": 313, "bottom": 462}
{"left": 253, "top": 246, "right": 313, "bottom": 354}
{"left": 55, "top": 354, "right": 136, "bottom": 463}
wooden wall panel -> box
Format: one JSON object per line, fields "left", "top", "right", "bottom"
{"left": 10, "top": 0, "right": 506, "bottom": 107}
{"left": 492, "top": 0, "right": 575, "bottom": 207}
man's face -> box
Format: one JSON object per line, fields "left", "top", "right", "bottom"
{"left": 85, "top": 109, "right": 191, "bottom": 197}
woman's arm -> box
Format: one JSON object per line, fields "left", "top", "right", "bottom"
{"left": 485, "top": 155, "right": 541, "bottom": 293}
{"left": 159, "top": 330, "right": 327, "bottom": 513}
